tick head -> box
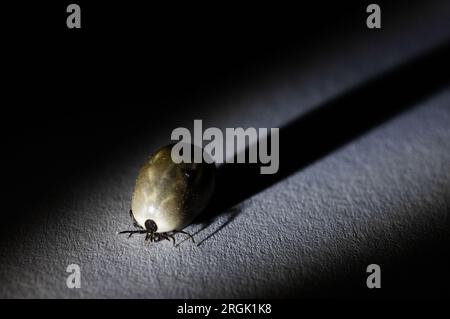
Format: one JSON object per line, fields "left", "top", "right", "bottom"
{"left": 144, "top": 219, "right": 158, "bottom": 233}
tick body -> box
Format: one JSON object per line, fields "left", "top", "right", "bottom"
{"left": 119, "top": 144, "right": 215, "bottom": 244}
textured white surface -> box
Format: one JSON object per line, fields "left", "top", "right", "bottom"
{"left": 1, "top": 89, "right": 449, "bottom": 298}
{"left": 1, "top": 2, "right": 450, "bottom": 298}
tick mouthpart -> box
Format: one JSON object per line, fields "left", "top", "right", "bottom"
{"left": 144, "top": 219, "right": 158, "bottom": 233}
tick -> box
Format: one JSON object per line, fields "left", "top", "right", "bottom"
{"left": 119, "top": 143, "right": 215, "bottom": 245}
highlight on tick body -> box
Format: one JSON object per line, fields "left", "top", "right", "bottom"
{"left": 171, "top": 120, "right": 280, "bottom": 175}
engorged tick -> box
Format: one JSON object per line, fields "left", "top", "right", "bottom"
{"left": 119, "top": 143, "right": 215, "bottom": 245}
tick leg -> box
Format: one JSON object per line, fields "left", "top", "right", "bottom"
{"left": 118, "top": 230, "right": 147, "bottom": 238}
{"left": 154, "top": 233, "right": 168, "bottom": 243}
{"left": 129, "top": 210, "right": 143, "bottom": 229}
{"left": 160, "top": 233, "right": 176, "bottom": 246}
{"left": 174, "top": 230, "right": 195, "bottom": 243}
{"left": 167, "top": 234, "right": 176, "bottom": 246}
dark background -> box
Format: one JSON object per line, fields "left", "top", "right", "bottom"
{"left": 1, "top": 1, "right": 449, "bottom": 298}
